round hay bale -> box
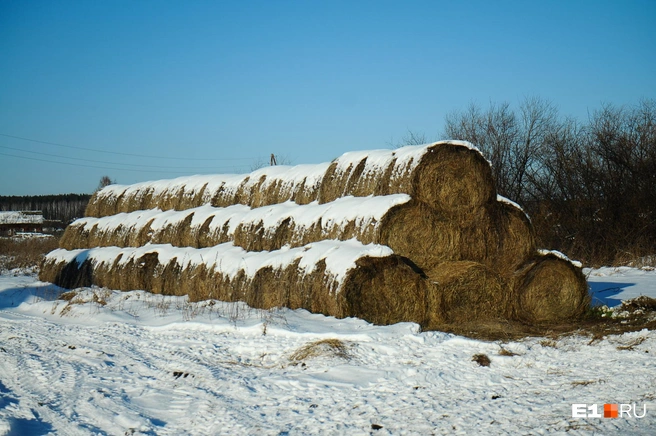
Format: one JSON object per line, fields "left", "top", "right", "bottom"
{"left": 488, "top": 199, "right": 536, "bottom": 276}
{"left": 413, "top": 144, "right": 496, "bottom": 216}
{"left": 317, "top": 142, "right": 496, "bottom": 216}
{"left": 379, "top": 201, "right": 464, "bottom": 269}
{"left": 425, "top": 261, "right": 509, "bottom": 326}
{"left": 318, "top": 158, "right": 368, "bottom": 204}
{"left": 83, "top": 141, "right": 494, "bottom": 218}
{"left": 512, "top": 253, "right": 590, "bottom": 324}
{"left": 58, "top": 222, "right": 87, "bottom": 250}
{"left": 41, "top": 243, "right": 434, "bottom": 328}
{"left": 40, "top": 256, "right": 94, "bottom": 289}
{"left": 342, "top": 255, "right": 431, "bottom": 327}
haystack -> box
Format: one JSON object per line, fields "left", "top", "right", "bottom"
{"left": 84, "top": 141, "right": 495, "bottom": 218}
{"left": 43, "top": 139, "right": 590, "bottom": 331}
{"left": 61, "top": 194, "right": 535, "bottom": 278}
{"left": 41, "top": 240, "right": 432, "bottom": 327}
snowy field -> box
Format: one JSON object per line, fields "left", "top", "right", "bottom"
{"left": 1, "top": 268, "right": 655, "bottom": 435}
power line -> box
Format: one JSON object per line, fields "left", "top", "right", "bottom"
{"left": 0, "top": 145, "right": 250, "bottom": 171}
{"left": 0, "top": 151, "right": 248, "bottom": 174}
{"left": 0, "top": 133, "right": 255, "bottom": 161}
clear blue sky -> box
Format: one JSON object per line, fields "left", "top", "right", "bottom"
{"left": 1, "top": 0, "right": 654, "bottom": 195}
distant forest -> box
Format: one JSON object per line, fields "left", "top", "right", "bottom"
{"left": 0, "top": 194, "right": 91, "bottom": 224}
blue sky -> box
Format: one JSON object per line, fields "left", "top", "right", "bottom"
{"left": 1, "top": 0, "right": 654, "bottom": 195}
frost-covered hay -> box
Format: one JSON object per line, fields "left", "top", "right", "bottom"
{"left": 512, "top": 252, "right": 589, "bottom": 324}
{"left": 425, "top": 261, "right": 508, "bottom": 327}
{"left": 40, "top": 241, "right": 434, "bottom": 327}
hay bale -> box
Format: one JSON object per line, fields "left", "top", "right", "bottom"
{"left": 40, "top": 240, "right": 434, "bottom": 327}
{"left": 62, "top": 193, "right": 535, "bottom": 281}
{"left": 85, "top": 165, "right": 330, "bottom": 218}
{"left": 377, "top": 197, "right": 534, "bottom": 276}
{"left": 84, "top": 141, "right": 492, "bottom": 218}
{"left": 424, "top": 261, "right": 509, "bottom": 328}
{"left": 487, "top": 196, "right": 536, "bottom": 275}
{"left": 413, "top": 144, "right": 496, "bottom": 216}
{"left": 318, "top": 141, "right": 496, "bottom": 217}
{"left": 377, "top": 200, "right": 468, "bottom": 269}
{"left": 512, "top": 251, "right": 590, "bottom": 324}
{"left": 342, "top": 255, "right": 433, "bottom": 327}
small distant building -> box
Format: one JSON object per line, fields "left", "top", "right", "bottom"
{"left": 0, "top": 211, "right": 45, "bottom": 236}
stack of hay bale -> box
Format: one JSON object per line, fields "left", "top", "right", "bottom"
{"left": 41, "top": 140, "right": 589, "bottom": 329}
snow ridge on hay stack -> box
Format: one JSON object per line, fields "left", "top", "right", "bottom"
{"left": 42, "top": 141, "right": 589, "bottom": 327}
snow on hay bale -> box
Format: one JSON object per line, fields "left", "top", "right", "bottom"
{"left": 41, "top": 240, "right": 437, "bottom": 327}
{"left": 61, "top": 194, "right": 534, "bottom": 277}
{"left": 84, "top": 141, "right": 495, "bottom": 219}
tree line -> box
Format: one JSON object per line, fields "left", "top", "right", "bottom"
{"left": 0, "top": 194, "right": 91, "bottom": 225}
{"left": 429, "top": 97, "right": 655, "bottom": 266}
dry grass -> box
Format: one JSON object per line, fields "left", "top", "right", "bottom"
{"left": 289, "top": 339, "right": 350, "bottom": 362}
{"left": 0, "top": 235, "right": 60, "bottom": 271}
{"left": 616, "top": 336, "right": 646, "bottom": 351}
{"left": 571, "top": 380, "right": 599, "bottom": 387}
{"left": 436, "top": 296, "right": 656, "bottom": 341}
{"left": 498, "top": 347, "right": 519, "bottom": 356}
{"left": 539, "top": 339, "right": 558, "bottom": 348}
{"left": 618, "top": 296, "right": 656, "bottom": 312}
{"left": 52, "top": 288, "right": 112, "bottom": 316}
{"left": 472, "top": 353, "right": 491, "bottom": 367}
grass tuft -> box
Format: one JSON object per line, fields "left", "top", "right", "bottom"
{"left": 472, "top": 353, "right": 491, "bottom": 367}
{"left": 289, "top": 339, "right": 350, "bottom": 363}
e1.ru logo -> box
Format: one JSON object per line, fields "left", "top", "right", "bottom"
{"left": 572, "top": 403, "right": 647, "bottom": 418}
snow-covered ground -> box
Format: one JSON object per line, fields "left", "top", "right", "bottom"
{"left": 0, "top": 268, "right": 655, "bottom": 435}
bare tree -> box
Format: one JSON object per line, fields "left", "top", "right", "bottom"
{"left": 389, "top": 129, "right": 431, "bottom": 148}
{"left": 443, "top": 97, "right": 558, "bottom": 203}
{"left": 96, "top": 175, "right": 115, "bottom": 192}
{"left": 443, "top": 97, "right": 656, "bottom": 265}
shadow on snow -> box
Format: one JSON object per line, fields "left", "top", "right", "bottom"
{"left": 588, "top": 281, "right": 636, "bottom": 307}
